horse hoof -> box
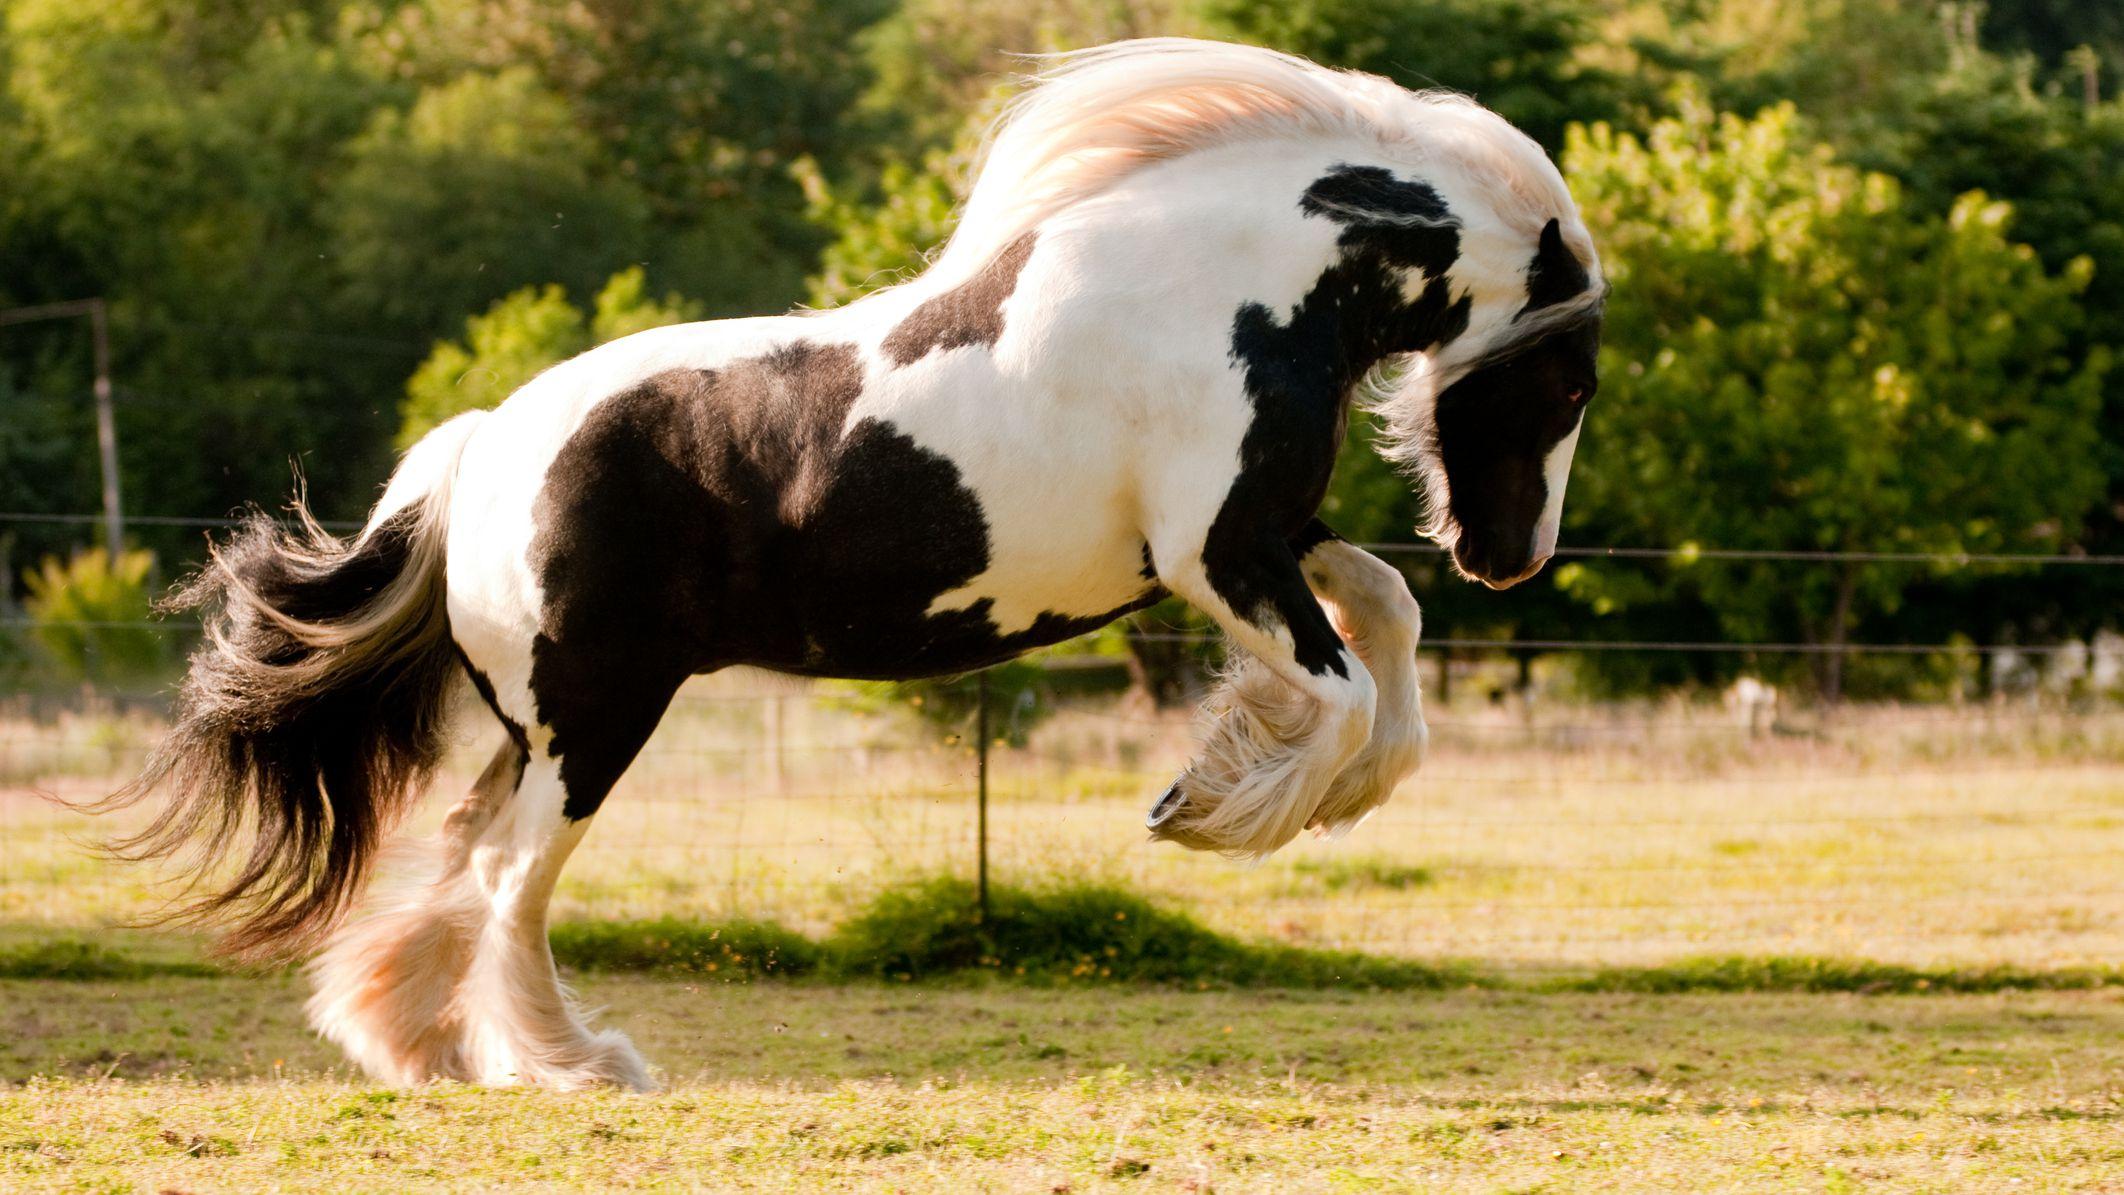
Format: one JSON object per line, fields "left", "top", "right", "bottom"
{"left": 1145, "top": 780, "right": 1188, "bottom": 830}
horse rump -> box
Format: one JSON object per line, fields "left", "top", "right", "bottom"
{"left": 93, "top": 417, "right": 478, "bottom": 962}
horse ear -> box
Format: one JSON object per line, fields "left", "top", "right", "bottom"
{"left": 1519, "top": 218, "right": 1590, "bottom": 317}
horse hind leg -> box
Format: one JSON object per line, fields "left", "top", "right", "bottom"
{"left": 307, "top": 740, "right": 528, "bottom": 1085}
{"left": 451, "top": 749, "right": 651, "bottom": 1090}
{"left": 310, "top": 707, "right": 665, "bottom": 1090}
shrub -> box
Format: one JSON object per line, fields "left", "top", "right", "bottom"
{"left": 20, "top": 548, "right": 165, "bottom": 683}
{"left": 823, "top": 877, "right": 1467, "bottom": 988}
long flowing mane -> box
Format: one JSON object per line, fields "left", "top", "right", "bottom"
{"left": 937, "top": 38, "right": 1598, "bottom": 280}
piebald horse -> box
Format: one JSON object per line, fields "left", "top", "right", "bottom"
{"left": 106, "top": 38, "right": 1604, "bottom": 1089}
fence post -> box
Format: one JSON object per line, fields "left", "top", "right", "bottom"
{"left": 766, "top": 694, "right": 786, "bottom": 795}
{"left": 975, "top": 670, "right": 990, "bottom": 922}
{"left": 88, "top": 299, "right": 123, "bottom": 565}
{"left": 0, "top": 297, "right": 125, "bottom": 562}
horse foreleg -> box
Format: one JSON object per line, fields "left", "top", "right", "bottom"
{"left": 1297, "top": 536, "right": 1426, "bottom": 836}
{"left": 1147, "top": 523, "right": 1379, "bottom": 858}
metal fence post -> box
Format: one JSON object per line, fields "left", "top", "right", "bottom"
{"left": 975, "top": 670, "right": 990, "bottom": 922}
{"left": 0, "top": 298, "right": 125, "bottom": 562}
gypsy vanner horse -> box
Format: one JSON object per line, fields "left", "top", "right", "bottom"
{"left": 100, "top": 39, "right": 1604, "bottom": 1089}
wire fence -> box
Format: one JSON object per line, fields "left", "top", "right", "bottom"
{"left": 5, "top": 509, "right": 2124, "bottom": 972}
{"left": 5, "top": 637, "right": 2124, "bottom": 972}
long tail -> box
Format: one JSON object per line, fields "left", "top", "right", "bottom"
{"left": 97, "top": 411, "right": 488, "bottom": 962}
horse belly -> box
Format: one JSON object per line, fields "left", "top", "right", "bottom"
{"left": 766, "top": 503, "right": 1160, "bottom": 681}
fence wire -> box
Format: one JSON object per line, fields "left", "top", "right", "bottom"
{"left": 5, "top": 647, "right": 2122, "bottom": 973}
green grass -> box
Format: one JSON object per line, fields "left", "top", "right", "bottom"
{"left": 0, "top": 938, "right": 217, "bottom": 980}
{"left": 1558, "top": 954, "right": 2124, "bottom": 995}
{"left": 7, "top": 976, "right": 2124, "bottom": 1190}
{"left": 13, "top": 699, "right": 2124, "bottom": 1187}
{"left": 549, "top": 917, "right": 824, "bottom": 978}
{"left": 17, "top": 877, "right": 2124, "bottom": 998}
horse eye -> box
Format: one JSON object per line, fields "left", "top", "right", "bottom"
{"left": 1565, "top": 386, "right": 1588, "bottom": 404}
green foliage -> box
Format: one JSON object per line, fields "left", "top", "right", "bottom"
{"left": 327, "top": 67, "right": 650, "bottom": 341}
{"left": 1199, "top": 0, "right": 1621, "bottom": 149}
{"left": 20, "top": 548, "right": 164, "bottom": 682}
{"left": 1591, "top": 0, "right": 1958, "bottom": 141}
{"left": 1559, "top": 98, "right": 2108, "bottom": 693}
{"left": 0, "top": 0, "right": 888, "bottom": 552}
{"left": 802, "top": 150, "right": 964, "bottom": 307}
{"left": 856, "top": 0, "right": 1191, "bottom": 153}
{"left": 398, "top": 268, "right": 701, "bottom": 446}
{"left": 1979, "top": 0, "right": 2124, "bottom": 85}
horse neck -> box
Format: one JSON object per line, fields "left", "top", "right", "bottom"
{"left": 972, "top": 137, "right": 1401, "bottom": 354}
{"left": 1005, "top": 137, "right": 1473, "bottom": 382}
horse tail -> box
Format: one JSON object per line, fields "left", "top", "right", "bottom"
{"left": 99, "top": 411, "right": 488, "bottom": 962}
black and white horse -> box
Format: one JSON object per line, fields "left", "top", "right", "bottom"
{"left": 107, "top": 38, "right": 1603, "bottom": 1089}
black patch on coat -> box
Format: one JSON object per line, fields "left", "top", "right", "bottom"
{"left": 881, "top": 232, "right": 1039, "bottom": 367}
{"left": 1199, "top": 165, "right": 1472, "bottom": 678}
{"left": 527, "top": 340, "right": 1157, "bottom": 820}
{"left": 1435, "top": 318, "right": 1600, "bottom": 583}
{"left": 1299, "top": 164, "right": 1463, "bottom": 277}
{"left": 1289, "top": 517, "right": 1343, "bottom": 560}
{"left": 1519, "top": 218, "right": 1592, "bottom": 317}
{"left": 453, "top": 643, "right": 529, "bottom": 760}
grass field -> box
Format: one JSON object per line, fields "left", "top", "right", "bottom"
{"left": 8, "top": 680, "right": 2124, "bottom": 970}
{"left": 7, "top": 976, "right": 2124, "bottom": 1190}
{"left": 6, "top": 682, "right": 2124, "bottom": 1189}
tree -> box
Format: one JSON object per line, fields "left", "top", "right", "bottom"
{"left": 1198, "top": 0, "right": 1622, "bottom": 150}
{"left": 1838, "top": 57, "right": 2124, "bottom": 648}
{"left": 1980, "top": 0, "right": 2124, "bottom": 89}
{"left": 1558, "top": 98, "right": 2109, "bottom": 700}
{"left": 800, "top": 148, "right": 967, "bottom": 308}
{"left": 0, "top": 0, "right": 413, "bottom": 541}
{"left": 398, "top": 268, "right": 701, "bottom": 446}
{"left": 0, "top": 0, "right": 891, "bottom": 584}
{"left": 327, "top": 68, "right": 652, "bottom": 344}
{"left": 856, "top": 0, "right": 1191, "bottom": 156}
{"left": 343, "top": 0, "right": 895, "bottom": 315}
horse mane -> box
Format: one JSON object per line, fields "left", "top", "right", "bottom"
{"left": 937, "top": 37, "right": 1599, "bottom": 283}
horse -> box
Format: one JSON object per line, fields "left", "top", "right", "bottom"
{"left": 100, "top": 37, "right": 1605, "bottom": 1090}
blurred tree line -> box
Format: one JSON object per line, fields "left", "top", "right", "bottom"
{"left": 3, "top": 0, "right": 2121, "bottom": 700}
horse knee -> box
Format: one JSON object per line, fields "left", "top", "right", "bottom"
{"left": 1309, "top": 544, "right": 1421, "bottom": 655}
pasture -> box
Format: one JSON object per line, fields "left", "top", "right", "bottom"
{"left": 8, "top": 980, "right": 2124, "bottom": 1191}
{"left": 5, "top": 680, "right": 2123, "bottom": 1188}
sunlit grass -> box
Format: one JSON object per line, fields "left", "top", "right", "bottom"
{"left": 7, "top": 977, "right": 2124, "bottom": 1190}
